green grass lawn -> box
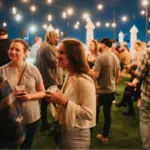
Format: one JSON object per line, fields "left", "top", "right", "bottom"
{"left": 32, "top": 77, "right": 142, "bottom": 149}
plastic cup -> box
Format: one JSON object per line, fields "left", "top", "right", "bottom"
{"left": 49, "top": 85, "right": 58, "bottom": 93}
{"left": 15, "top": 85, "right": 25, "bottom": 96}
{"left": 16, "top": 85, "right": 25, "bottom": 91}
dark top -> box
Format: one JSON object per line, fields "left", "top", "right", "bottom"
{"left": 87, "top": 54, "right": 96, "bottom": 69}
{"left": 87, "top": 60, "right": 95, "bottom": 69}
{"left": 0, "top": 39, "right": 10, "bottom": 67}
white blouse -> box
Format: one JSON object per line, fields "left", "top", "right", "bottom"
{"left": 51, "top": 73, "right": 96, "bottom": 130}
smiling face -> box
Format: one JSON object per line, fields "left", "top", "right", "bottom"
{"left": 8, "top": 42, "right": 26, "bottom": 63}
{"left": 57, "top": 43, "right": 70, "bottom": 70}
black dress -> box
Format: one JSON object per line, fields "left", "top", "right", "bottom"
{"left": 87, "top": 54, "right": 96, "bottom": 69}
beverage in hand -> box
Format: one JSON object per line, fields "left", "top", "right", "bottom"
{"left": 17, "top": 91, "right": 26, "bottom": 96}
{"left": 49, "top": 85, "right": 58, "bottom": 92}
{"left": 16, "top": 85, "right": 25, "bottom": 96}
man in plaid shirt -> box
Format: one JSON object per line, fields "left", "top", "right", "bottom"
{"left": 128, "top": 48, "right": 150, "bottom": 149}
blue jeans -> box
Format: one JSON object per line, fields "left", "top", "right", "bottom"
{"left": 139, "top": 99, "right": 150, "bottom": 150}
{"left": 96, "top": 93, "right": 114, "bottom": 137}
{"left": 20, "top": 119, "right": 39, "bottom": 149}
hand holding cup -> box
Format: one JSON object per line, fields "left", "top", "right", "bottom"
{"left": 45, "top": 85, "right": 58, "bottom": 102}
{"left": 14, "top": 85, "right": 26, "bottom": 101}
{"left": 45, "top": 85, "right": 68, "bottom": 106}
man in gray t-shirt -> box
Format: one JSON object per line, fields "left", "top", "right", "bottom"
{"left": 92, "top": 38, "right": 120, "bottom": 143}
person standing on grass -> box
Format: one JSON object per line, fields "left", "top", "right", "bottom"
{"left": 127, "top": 48, "right": 150, "bottom": 150}
{"left": 0, "top": 39, "right": 45, "bottom": 149}
{"left": 92, "top": 38, "right": 120, "bottom": 143}
{"left": 46, "top": 38, "right": 96, "bottom": 149}
{"left": 36, "top": 31, "right": 63, "bottom": 132}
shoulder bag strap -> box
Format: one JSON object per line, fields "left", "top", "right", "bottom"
{"left": 17, "top": 64, "right": 27, "bottom": 85}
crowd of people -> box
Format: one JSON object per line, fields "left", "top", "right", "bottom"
{"left": 0, "top": 26, "right": 150, "bottom": 150}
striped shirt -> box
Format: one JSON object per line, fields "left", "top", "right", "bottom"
{"left": 135, "top": 48, "right": 150, "bottom": 102}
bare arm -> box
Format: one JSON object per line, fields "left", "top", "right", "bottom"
{"left": 126, "top": 78, "right": 139, "bottom": 87}
{"left": 29, "top": 82, "right": 45, "bottom": 100}
{"left": 91, "top": 71, "right": 100, "bottom": 80}
{"left": 14, "top": 82, "right": 45, "bottom": 101}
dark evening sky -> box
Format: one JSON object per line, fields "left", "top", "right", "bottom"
{"left": 0, "top": 0, "right": 148, "bottom": 44}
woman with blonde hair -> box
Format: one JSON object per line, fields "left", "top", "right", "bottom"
{"left": 87, "top": 40, "right": 100, "bottom": 69}
{"left": 46, "top": 38, "right": 96, "bottom": 149}
{"left": 36, "top": 30, "right": 62, "bottom": 132}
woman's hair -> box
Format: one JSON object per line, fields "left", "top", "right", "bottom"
{"left": 11, "top": 38, "right": 29, "bottom": 52}
{"left": 134, "top": 40, "right": 146, "bottom": 51}
{"left": 61, "top": 38, "right": 90, "bottom": 75}
{"left": 44, "top": 31, "right": 58, "bottom": 46}
{"left": 124, "top": 45, "right": 129, "bottom": 51}
{"left": 134, "top": 40, "right": 142, "bottom": 47}
{"left": 90, "top": 40, "right": 99, "bottom": 56}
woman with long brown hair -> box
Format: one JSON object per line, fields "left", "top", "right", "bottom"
{"left": 46, "top": 38, "right": 96, "bottom": 149}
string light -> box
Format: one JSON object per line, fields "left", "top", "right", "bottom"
{"left": 3, "top": 22, "right": 7, "bottom": 27}
{"left": 67, "top": 8, "right": 74, "bottom": 15}
{"left": 15, "top": 14, "right": 22, "bottom": 21}
{"left": 47, "top": 0, "right": 52, "bottom": 4}
{"left": 62, "top": 12, "right": 67, "bottom": 19}
{"left": 112, "top": 22, "right": 116, "bottom": 28}
{"left": 29, "top": 24, "right": 38, "bottom": 33}
{"left": 142, "top": 0, "right": 149, "bottom": 6}
{"left": 12, "top": 7, "right": 17, "bottom": 14}
{"left": 30, "top": 5, "right": 37, "bottom": 12}
{"left": 96, "top": 21, "right": 101, "bottom": 27}
{"left": 47, "top": 14, "right": 52, "bottom": 21}
{"left": 82, "top": 13, "right": 91, "bottom": 22}
{"left": 22, "top": 0, "right": 29, "bottom": 3}
{"left": 121, "top": 16, "right": 128, "bottom": 22}
{"left": 141, "top": 10, "right": 145, "bottom": 15}
{"left": 43, "top": 24, "right": 48, "bottom": 30}
{"left": 76, "top": 21, "right": 80, "bottom": 25}
{"left": 105, "top": 22, "right": 110, "bottom": 27}
{"left": 97, "top": 4, "right": 103, "bottom": 10}
{"left": 74, "top": 24, "right": 79, "bottom": 29}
